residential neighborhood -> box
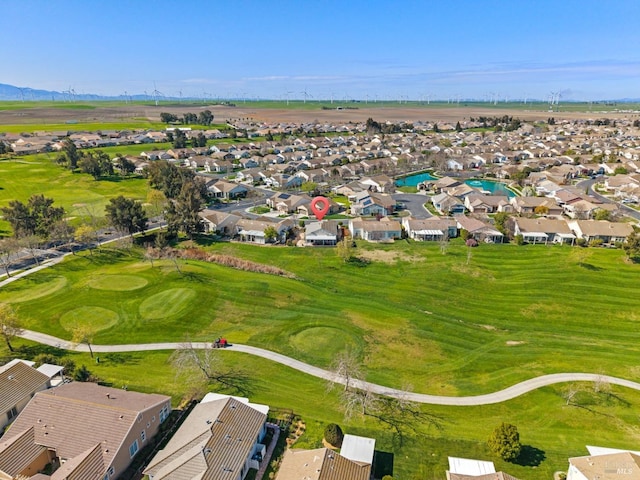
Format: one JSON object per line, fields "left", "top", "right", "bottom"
{"left": 2, "top": 106, "right": 640, "bottom": 480}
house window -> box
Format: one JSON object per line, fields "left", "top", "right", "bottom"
{"left": 7, "top": 406, "right": 18, "bottom": 421}
{"left": 129, "top": 440, "right": 139, "bottom": 458}
{"left": 159, "top": 405, "right": 169, "bottom": 423}
{"left": 141, "top": 430, "right": 146, "bottom": 442}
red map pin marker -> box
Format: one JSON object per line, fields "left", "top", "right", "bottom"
{"left": 310, "top": 196, "right": 330, "bottom": 220}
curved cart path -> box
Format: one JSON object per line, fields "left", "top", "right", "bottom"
{"left": 19, "top": 329, "right": 640, "bottom": 406}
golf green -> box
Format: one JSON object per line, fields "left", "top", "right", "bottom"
{"left": 87, "top": 274, "right": 148, "bottom": 291}
{"left": 59, "top": 306, "right": 119, "bottom": 332}
{"left": 290, "top": 326, "right": 359, "bottom": 362}
{"left": 0, "top": 276, "right": 67, "bottom": 303}
{"left": 139, "top": 288, "right": 197, "bottom": 320}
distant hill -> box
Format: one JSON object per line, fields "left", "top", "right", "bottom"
{"left": 0, "top": 83, "right": 112, "bottom": 101}
{"left": 0, "top": 83, "right": 155, "bottom": 102}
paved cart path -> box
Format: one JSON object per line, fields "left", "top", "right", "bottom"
{"left": 19, "top": 329, "right": 640, "bottom": 406}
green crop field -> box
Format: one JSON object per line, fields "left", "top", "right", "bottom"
{"left": 2, "top": 99, "right": 638, "bottom": 115}
{"left": 3, "top": 240, "right": 640, "bottom": 480}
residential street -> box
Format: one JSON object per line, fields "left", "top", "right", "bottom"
{"left": 392, "top": 192, "right": 432, "bottom": 219}
{"left": 576, "top": 178, "right": 640, "bottom": 221}
{"left": 18, "top": 329, "right": 640, "bottom": 407}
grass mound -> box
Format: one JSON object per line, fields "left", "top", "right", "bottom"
{"left": 87, "top": 274, "right": 148, "bottom": 291}
{"left": 60, "top": 306, "right": 119, "bottom": 332}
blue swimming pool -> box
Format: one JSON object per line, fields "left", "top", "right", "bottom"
{"left": 395, "top": 171, "right": 437, "bottom": 187}
{"left": 464, "top": 179, "right": 516, "bottom": 198}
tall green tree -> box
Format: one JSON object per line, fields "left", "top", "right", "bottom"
{"left": 198, "top": 109, "right": 214, "bottom": 125}
{"left": 0, "top": 194, "right": 64, "bottom": 239}
{"left": 105, "top": 196, "right": 148, "bottom": 236}
{"left": 165, "top": 180, "right": 205, "bottom": 238}
{"left": 488, "top": 423, "right": 522, "bottom": 462}
{"left": 623, "top": 231, "right": 640, "bottom": 262}
{"left": 60, "top": 138, "right": 80, "bottom": 169}
{"left": 173, "top": 129, "right": 187, "bottom": 148}
{"left": 115, "top": 156, "right": 136, "bottom": 176}
{"left": 146, "top": 160, "right": 197, "bottom": 198}
{"left": 194, "top": 132, "right": 207, "bottom": 148}
{"left": 78, "top": 151, "right": 113, "bottom": 179}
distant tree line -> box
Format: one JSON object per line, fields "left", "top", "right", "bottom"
{"left": 160, "top": 110, "right": 214, "bottom": 125}
{"left": 366, "top": 117, "right": 414, "bottom": 135}
{"left": 165, "top": 129, "right": 207, "bottom": 149}
{"left": 55, "top": 139, "right": 136, "bottom": 179}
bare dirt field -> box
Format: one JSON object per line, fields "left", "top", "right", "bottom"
{"left": 0, "top": 103, "right": 633, "bottom": 126}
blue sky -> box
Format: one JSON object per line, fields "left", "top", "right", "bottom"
{"left": 2, "top": 0, "right": 639, "bottom": 100}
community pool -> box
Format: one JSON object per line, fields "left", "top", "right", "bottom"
{"left": 464, "top": 179, "right": 516, "bottom": 198}
{"left": 395, "top": 171, "right": 437, "bottom": 187}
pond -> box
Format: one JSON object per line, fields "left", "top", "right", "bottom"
{"left": 395, "top": 171, "right": 437, "bottom": 187}
{"left": 464, "top": 179, "right": 516, "bottom": 198}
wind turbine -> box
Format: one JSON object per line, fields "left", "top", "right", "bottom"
{"left": 152, "top": 83, "right": 162, "bottom": 106}
{"left": 300, "top": 88, "right": 312, "bottom": 104}
{"left": 285, "top": 91, "right": 294, "bottom": 106}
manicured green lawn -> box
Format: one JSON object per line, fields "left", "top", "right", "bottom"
{"left": 2, "top": 240, "right": 639, "bottom": 479}
{"left": 0, "top": 156, "right": 149, "bottom": 233}
{"left": 8, "top": 338, "right": 640, "bottom": 480}
{"left": 3, "top": 241, "right": 640, "bottom": 398}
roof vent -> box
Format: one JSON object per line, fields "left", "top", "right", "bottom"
{"left": 8, "top": 375, "right": 14, "bottom": 380}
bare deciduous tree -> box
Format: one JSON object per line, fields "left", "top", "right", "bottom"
{"left": 328, "top": 350, "right": 363, "bottom": 391}
{"left": 171, "top": 341, "right": 251, "bottom": 396}
{"left": 564, "top": 385, "right": 580, "bottom": 406}
{"left": 0, "top": 238, "right": 20, "bottom": 277}
{"left": 328, "top": 351, "right": 444, "bottom": 446}
{"left": 0, "top": 303, "right": 23, "bottom": 352}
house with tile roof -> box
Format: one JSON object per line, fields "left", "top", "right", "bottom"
{"left": 0, "top": 361, "right": 51, "bottom": 431}
{"left": 0, "top": 382, "right": 171, "bottom": 480}
{"left": 513, "top": 218, "right": 576, "bottom": 245}
{"left": 568, "top": 450, "right": 640, "bottom": 480}
{"left": 568, "top": 219, "right": 634, "bottom": 244}
{"left": 144, "top": 393, "right": 268, "bottom": 480}
{"left": 454, "top": 215, "right": 504, "bottom": 244}
{"left": 402, "top": 217, "right": 457, "bottom": 242}
{"left": 275, "top": 434, "right": 375, "bottom": 480}
{"left": 349, "top": 218, "right": 402, "bottom": 242}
